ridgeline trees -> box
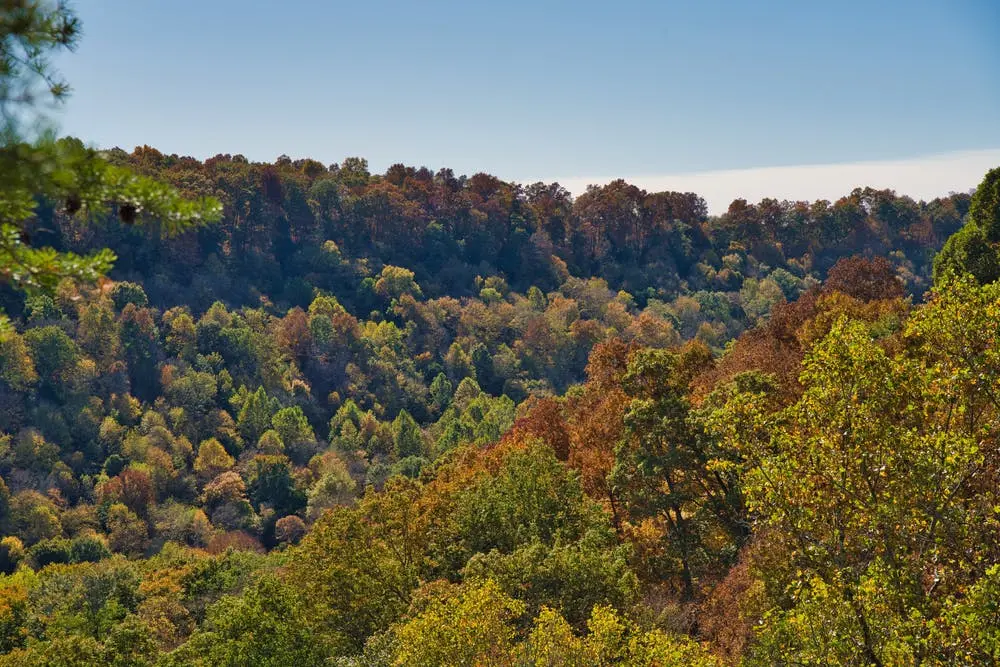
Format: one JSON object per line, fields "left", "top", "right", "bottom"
{"left": 0, "top": 181, "right": 997, "bottom": 662}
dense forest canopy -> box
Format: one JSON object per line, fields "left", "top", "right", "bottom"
{"left": 0, "top": 144, "right": 971, "bottom": 413}
{"left": 0, "top": 157, "right": 995, "bottom": 665}
{"left": 21, "top": 146, "right": 970, "bottom": 309}
{"left": 3, "top": 2, "right": 1000, "bottom": 665}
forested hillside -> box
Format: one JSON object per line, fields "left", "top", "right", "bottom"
{"left": 21, "top": 146, "right": 969, "bottom": 310}
{"left": 4, "top": 4, "right": 1000, "bottom": 663}
{"left": 1, "top": 155, "right": 999, "bottom": 665}
{"left": 2, "top": 145, "right": 971, "bottom": 408}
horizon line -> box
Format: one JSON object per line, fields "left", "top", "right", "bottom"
{"left": 539, "top": 148, "right": 1000, "bottom": 215}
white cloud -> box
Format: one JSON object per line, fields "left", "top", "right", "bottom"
{"left": 541, "top": 149, "right": 1000, "bottom": 215}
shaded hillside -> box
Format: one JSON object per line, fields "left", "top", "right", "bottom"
{"left": 16, "top": 147, "right": 969, "bottom": 317}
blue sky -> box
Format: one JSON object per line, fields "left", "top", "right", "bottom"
{"left": 56, "top": 1, "right": 999, "bottom": 207}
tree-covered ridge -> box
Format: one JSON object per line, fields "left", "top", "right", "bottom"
{"left": 2, "top": 143, "right": 971, "bottom": 422}
{"left": 0, "top": 141, "right": 992, "bottom": 664}
{"left": 3, "top": 252, "right": 1000, "bottom": 663}
{"left": 14, "top": 145, "right": 968, "bottom": 314}
{"left": 0, "top": 192, "right": 970, "bottom": 552}
{"left": 0, "top": 137, "right": 991, "bottom": 662}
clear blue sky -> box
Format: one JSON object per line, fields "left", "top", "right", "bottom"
{"left": 56, "top": 0, "right": 999, "bottom": 184}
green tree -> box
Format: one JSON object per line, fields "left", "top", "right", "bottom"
{"left": 463, "top": 537, "right": 638, "bottom": 628}
{"left": 0, "top": 635, "right": 103, "bottom": 667}
{"left": 928, "top": 564, "right": 1000, "bottom": 663}
{"left": 739, "top": 303, "right": 999, "bottom": 665}
{"left": 164, "top": 368, "right": 217, "bottom": 417}
{"left": 246, "top": 455, "right": 305, "bottom": 516}
{"left": 193, "top": 438, "right": 234, "bottom": 481}
{"left": 0, "top": 536, "right": 25, "bottom": 574}
{"left": 520, "top": 604, "right": 721, "bottom": 666}
{"left": 68, "top": 534, "right": 111, "bottom": 564}
{"left": 23, "top": 293, "right": 61, "bottom": 321}
{"left": 306, "top": 456, "right": 357, "bottom": 520}
{"left": 108, "top": 282, "right": 148, "bottom": 311}
{"left": 373, "top": 265, "right": 423, "bottom": 301}
{"left": 610, "top": 348, "right": 745, "bottom": 599}
{"left": 5, "top": 490, "right": 60, "bottom": 545}
{"left": 29, "top": 557, "right": 140, "bottom": 641}
{"left": 0, "top": 2, "right": 220, "bottom": 326}
{"left": 235, "top": 386, "right": 279, "bottom": 443}
{"left": 934, "top": 167, "right": 1000, "bottom": 284}
{"left": 118, "top": 304, "right": 161, "bottom": 401}
{"left": 105, "top": 503, "right": 148, "bottom": 556}
{"left": 0, "top": 326, "right": 36, "bottom": 391}
{"left": 391, "top": 408, "right": 424, "bottom": 459}
{"left": 23, "top": 324, "right": 79, "bottom": 400}
{"left": 388, "top": 580, "right": 524, "bottom": 666}
{"left": 76, "top": 300, "right": 121, "bottom": 370}
{"left": 454, "top": 441, "right": 600, "bottom": 557}
{"left": 165, "top": 576, "right": 330, "bottom": 666}
{"left": 102, "top": 616, "right": 157, "bottom": 667}
{"left": 290, "top": 478, "right": 431, "bottom": 651}
{"left": 270, "top": 405, "right": 316, "bottom": 462}
{"left": 429, "top": 372, "right": 452, "bottom": 413}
